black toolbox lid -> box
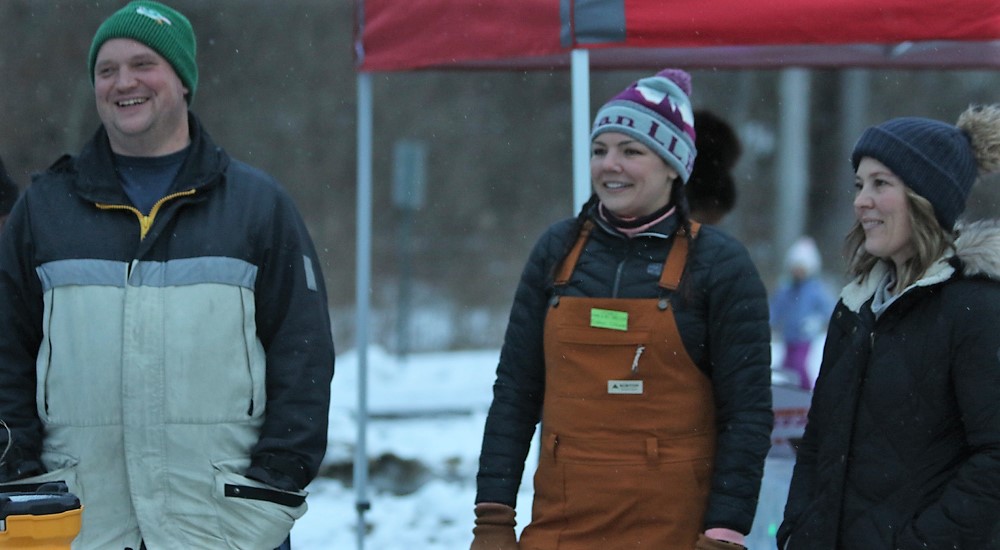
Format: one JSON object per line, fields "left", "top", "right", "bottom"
{"left": 0, "top": 481, "right": 81, "bottom": 519}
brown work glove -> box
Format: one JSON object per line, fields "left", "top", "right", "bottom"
{"left": 470, "top": 502, "right": 518, "bottom": 550}
{"left": 695, "top": 533, "right": 748, "bottom": 550}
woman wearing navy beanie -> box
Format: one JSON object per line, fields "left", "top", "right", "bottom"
{"left": 780, "top": 104, "right": 1000, "bottom": 548}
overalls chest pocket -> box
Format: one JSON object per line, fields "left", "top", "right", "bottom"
{"left": 549, "top": 326, "right": 651, "bottom": 399}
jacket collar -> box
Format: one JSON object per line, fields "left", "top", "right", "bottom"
{"left": 841, "top": 220, "right": 1000, "bottom": 312}
{"left": 70, "top": 112, "right": 229, "bottom": 204}
{"left": 590, "top": 202, "right": 681, "bottom": 240}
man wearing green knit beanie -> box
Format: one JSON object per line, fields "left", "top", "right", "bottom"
{"left": 0, "top": 3, "right": 334, "bottom": 550}
{"left": 89, "top": 0, "right": 198, "bottom": 104}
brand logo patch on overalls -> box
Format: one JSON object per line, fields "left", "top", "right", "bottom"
{"left": 608, "top": 380, "right": 643, "bottom": 394}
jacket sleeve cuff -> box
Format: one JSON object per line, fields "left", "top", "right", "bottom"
{"left": 0, "top": 459, "right": 44, "bottom": 483}
{"left": 247, "top": 453, "right": 308, "bottom": 491}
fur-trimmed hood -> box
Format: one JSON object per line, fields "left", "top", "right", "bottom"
{"left": 841, "top": 219, "right": 1000, "bottom": 312}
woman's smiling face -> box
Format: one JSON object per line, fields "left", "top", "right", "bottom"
{"left": 854, "top": 156, "right": 915, "bottom": 269}
{"left": 590, "top": 132, "right": 677, "bottom": 218}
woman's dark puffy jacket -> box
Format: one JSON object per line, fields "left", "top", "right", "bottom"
{"left": 475, "top": 209, "right": 772, "bottom": 534}
{"left": 779, "top": 221, "right": 1000, "bottom": 549}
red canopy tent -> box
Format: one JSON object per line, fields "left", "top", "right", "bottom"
{"left": 354, "top": 0, "right": 1000, "bottom": 213}
{"left": 358, "top": 0, "right": 1000, "bottom": 71}
{"left": 349, "top": 2, "right": 1000, "bottom": 547}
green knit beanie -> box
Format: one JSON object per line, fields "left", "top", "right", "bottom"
{"left": 88, "top": 1, "right": 198, "bottom": 103}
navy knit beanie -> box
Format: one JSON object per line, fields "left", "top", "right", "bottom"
{"left": 851, "top": 117, "right": 977, "bottom": 230}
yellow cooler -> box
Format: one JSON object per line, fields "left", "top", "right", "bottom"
{"left": 0, "top": 482, "right": 81, "bottom": 549}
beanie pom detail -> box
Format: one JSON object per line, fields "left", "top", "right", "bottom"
{"left": 957, "top": 104, "right": 1000, "bottom": 175}
{"left": 654, "top": 69, "right": 692, "bottom": 97}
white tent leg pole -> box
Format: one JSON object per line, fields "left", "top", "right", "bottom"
{"left": 354, "top": 71, "right": 373, "bottom": 550}
{"left": 775, "top": 68, "right": 811, "bottom": 256}
{"left": 571, "top": 49, "right": 591, "bottom": 214}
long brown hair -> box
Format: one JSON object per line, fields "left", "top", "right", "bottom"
{"left": 844, "top": 186, "right": 954, "bottom": 290}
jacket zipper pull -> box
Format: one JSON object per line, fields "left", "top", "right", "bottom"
{"left": 631, "top": 344, "right": 645, "bottom": 374}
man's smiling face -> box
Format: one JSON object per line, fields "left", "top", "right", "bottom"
{"left": 93, "top": 38, "right": 190, "bottom": 156}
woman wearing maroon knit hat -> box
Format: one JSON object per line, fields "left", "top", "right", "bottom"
{"left": 470, "top": 68, "right": 772, "bottom": 550}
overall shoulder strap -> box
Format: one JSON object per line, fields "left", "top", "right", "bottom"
{"left": 553, "top": 220, "right": 594, "bottom": 286}
{"left": 659, "top": 221, "right": 701, "bottom": 291}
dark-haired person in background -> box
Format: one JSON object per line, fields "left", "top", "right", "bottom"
{"left": 686, "top": 109, "right": 742, "bottom": 225}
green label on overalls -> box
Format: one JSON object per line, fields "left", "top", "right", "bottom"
{"left": 590, "top": 308, "right": 628, "bottom": 331}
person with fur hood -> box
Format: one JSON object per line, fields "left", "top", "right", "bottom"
{"left": 778, "top": 104, "right": 1000, "bottom": 549}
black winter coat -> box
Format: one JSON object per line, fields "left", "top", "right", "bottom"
{"left": 475, "top": 208, "right": 773, "bottom": 534}
{"left": 779, "top": 221, "right": 1000, "bottom": 549}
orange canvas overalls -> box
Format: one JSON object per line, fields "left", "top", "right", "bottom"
{"left": 519, "top": 221, "right": 716, "bottom": 549}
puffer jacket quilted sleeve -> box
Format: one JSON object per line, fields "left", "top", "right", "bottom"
{"left": 474, "top": 218, "right": 576, "bottom": 506}
{"left": 684, "top": 226, "right": 773, "bottom": 533}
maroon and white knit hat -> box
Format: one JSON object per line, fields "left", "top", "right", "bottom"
{"left": 591, "top": 68, "right": 697, "bottom": 183}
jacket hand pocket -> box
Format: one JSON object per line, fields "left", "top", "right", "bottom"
{"left": 223, "top": 481, "right": 306, "bottom": 507}
{"left": 212, "top": 458, "right": 307, "bottom": 549}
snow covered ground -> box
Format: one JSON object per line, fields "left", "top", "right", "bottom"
{"left": 290, "top": 343, "right": 817, "bottom": 549}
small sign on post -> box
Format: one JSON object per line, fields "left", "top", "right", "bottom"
{"left": 392, "top": 140, "right": 428, "bottom": 359}
{"left": 392, "top": 140, "right": 427, "bottom": 211}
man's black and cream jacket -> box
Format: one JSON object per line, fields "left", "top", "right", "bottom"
{"left": 0, "top": 114, "right": 335, "bottom": 549}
